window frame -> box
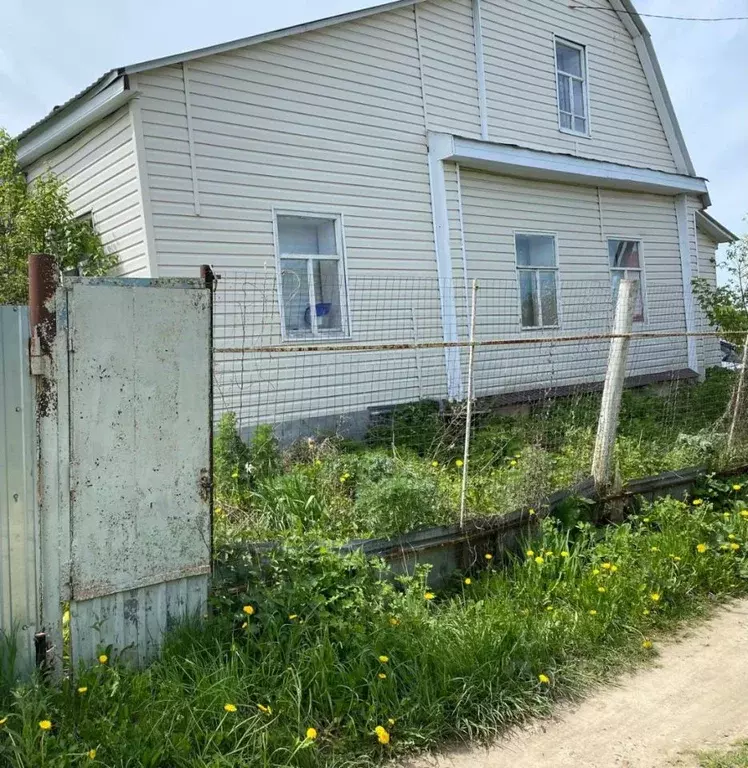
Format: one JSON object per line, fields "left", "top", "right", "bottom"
{"left": 513, "top": 231, "right": 562, "bottom": 331}
{"left": 607, "top": 238, "right": 647, "bottom": 325}
{"left": 272, "top": 209, "right": 352, "bottom": 341}
{"left": 554, "top": 36, "right": 591, "bottom": 138}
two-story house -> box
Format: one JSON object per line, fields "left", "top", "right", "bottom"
{"left": 16, "top": 0, "right": 735, "bottom": 430}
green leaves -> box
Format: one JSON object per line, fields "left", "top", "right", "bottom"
{"left": 0, "top": 127, "right": 117, "bottom": 305}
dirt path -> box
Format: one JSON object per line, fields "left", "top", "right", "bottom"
{"left": 408, "top": 599, "right": 748, "bottom": 768}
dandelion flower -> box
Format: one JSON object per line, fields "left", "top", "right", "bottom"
{"left": 601, "top": 563, "right": 612, "bottom": 571}
{"left": 464, "top": 577, "right": 472, "bottom": 585}
{"left": 389, "top": 617, "right": 400, "bottom": 626}
{"left": 589, "top": 609, "right": 597, "bottom": 615}
{"left": 731, "top": 542, "right": 741, "bottom": 551}
{"left": 526, "top": 550, "right": 535, "bottom": 557}
{"left": 610, "top": 565, "right": 618, "bottom": 573}
{"left": 388, "top": 718, "right": 396, "bottom": 725}
{"left": 339, "top": 475, "right": 347, "bottom": 483}
{"left": 538, "top": 674, "right": 550, "bottom": 684}
{"left": 741, "top": 510, "right": 748, "bottom": 518}
{"left": 546, "top": 605, "right": 554, "bottom": 611}
{"left": 243, "top": 605, "right": 255, "bottom": 616}
{"left": 598, "top": 587, "right": 606, "bottom": 593}
{"left": 534, "top": 556, "right": 544, "bottom": 565}
{"left": 378, "top": 655, "right": 389, "bottom": 663}
{"left": 723, "top": 512, "right": 731, "bottom": 520}
{"left": 431, "top": 461, "right": 439, "bottom": 467}
{"left": 697, "top": 543, "right": 708, "bottom": 553}
{"left": 592, "top": 568, "right": 600, "bottom": 575}
{"left": 455, "top": 459, "right": 464, "bottom": 468}
{"left": 424, "top": 592, "right": 435, "bottom": 601}
{"left": 729, "top": 534, "right": 737, "bottom": 540}
{"left": 289, "top": 614, "right": 298, "bottom": 620}
{"left": 643, "top": 608, "right": 650, "bottom": 615}
{"left": 378, "top": 673, "right": 387, "bottom": 680}
{"left": 224, "top": 703, "right": 237, "bottom": 713}
{"left": 375, "top": 725, "right": 390, "bottom": 745}
{"left": 528, "top": 508, "right": 536, "bottom": 516}
{"left": 510, "top": 460, "right": 517, "bottom": 467}
{"left": 650, "top": 547, "right": 659, "bottom": 553}
{"left": 306, "top": 727, "right": 318, "bottom": 740}
{"left": 692, "top": 498, "right": 703, "bottom": 506}
{"left": 257, "top": 704, "right": 272, "bottom": 714}
{"left": 545, "top": 550, "right": 554, "bottom": 556}
{"left": 77, "top": 686, "right": 88, "bottom": 694}
{"left": 88, "top": 749, "right": 97, "bottom": 760}
{"left": 39, "top": 720, "right": 52, "bottom": 731}
{"left": 561, "top": 551, "right": 569, "bottom": 558}
{"left": 650, "top": 592, "right": 661, "bottom": 602}
{"left": 733, "top": 484, "right": 743, "bottom": 491}
{"left": 231, "top": 470, "right": 239, "bottom": 479}
{"left": 642, "top": 517, "right": 650, "bottom": 523}
{"left": 642, "top": 639, "right": 653, "bottom": 650}
{"left": 485, "top": 553, "right": 493, "bottom": 561}
{"left": 98, "top": 654, "right": 108, "bottom": 665}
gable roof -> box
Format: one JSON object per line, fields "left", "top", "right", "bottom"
{"left": 17, "top": 0, "right": 694, "bottom": 177}
{"left": 696, "top": 210, "right": 738, "bottom": 244}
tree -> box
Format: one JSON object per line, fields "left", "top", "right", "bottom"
{"left": 0, "top": 127, "right": 117, "bottom": 305}
{"left": 693, "top": 227, "right": 748, "bottom": 345}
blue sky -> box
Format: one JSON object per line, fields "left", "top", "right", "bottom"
{"left": 1, "top": 0, "right": 745, "bottom": 249}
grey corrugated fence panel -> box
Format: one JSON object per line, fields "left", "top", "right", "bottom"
{"left": 0, "top": 306, "right": 38, "bottom": 679}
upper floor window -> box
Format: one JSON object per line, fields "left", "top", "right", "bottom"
{"left": 275, "top": 212, "right": 350, "bottom": 339}
{"left": 555, "top": 39, "right": 588, "bottom": 136}
{"left": 609, "top": 239, "right": 645, "bottom": 322}
{"left": 515, "top": 233, "right": 560, "bottom": 329}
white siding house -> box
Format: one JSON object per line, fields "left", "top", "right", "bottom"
{"left": 16, "top": 0, "right": 734, "bottom": 430}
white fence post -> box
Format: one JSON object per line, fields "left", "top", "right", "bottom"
{"left": 592, "top": 279, "right": 636, "bottom": 491}
{"left": 459, "top": 280, "right": 478, "bottom": 529}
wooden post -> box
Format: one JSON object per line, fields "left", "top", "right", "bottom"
{"left": 459, "top": 280, "right": 478, "bottom": 529}
{"left": 592, "top": 279, "right": 636, "bottom": 491}
{"left": 727, "top": 333, "right": 748, "bottom": 460}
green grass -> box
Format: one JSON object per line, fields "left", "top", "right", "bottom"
{"left": 1, "top": 477, "right": 747, "bottom": 767}
{"left": 215, "top": 368, "right": 742, "bottom": 543}
{"left": 700, "top": 742, "right": 748, "bottom": 767}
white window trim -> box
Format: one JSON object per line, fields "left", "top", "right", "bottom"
{"left": 554, "top": 36, "right": 591, "bottom": 139}
{"left": 513, "top": 231, "right": 562, "bottom": 331}
{"left": 607, "top": 237, "right": 648, "bottom": 325}
{"left": 272, "top": 208, "right": 352, "bottom": 342}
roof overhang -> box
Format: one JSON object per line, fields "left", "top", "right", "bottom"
{"left": 430, "top": 133, "right": 709, "bottom": 200}
{"left": 695, "top": 210, "right": 737, "bottom": 244}
{"left": 17, "top": 74, "right": 133, "bottom": 168}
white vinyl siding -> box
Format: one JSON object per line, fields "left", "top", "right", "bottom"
{"left": 695, "top": 225, "right": 723, "bottom": 369}
{"left": 480, "top": 0, "right": 678, "bottom": 172}
{"left": 134, "top": 7, "right": 448, "bottom": 426}
{"left": 456, "top": 169, "right": 688, "bottom": 397}
{"left": 416, "top": 0, "right": 482, "bottom": 137}
{"left": 25, "top": 107, "right": 148, "bottom": 276}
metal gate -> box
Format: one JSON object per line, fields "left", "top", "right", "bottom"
{"left": 2, "top": 257, "right": 214, "bottom": 676}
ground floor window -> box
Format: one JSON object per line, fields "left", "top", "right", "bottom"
{"left": 514, "top": 233, "right": 560, "bottom": 329}
{"left": 609, "top": 239, "right": 645, "bottom": 322}
{"left": 274, "top": 213, "right": 349, "bottom": 339}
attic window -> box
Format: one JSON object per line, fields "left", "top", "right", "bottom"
{"left": 555, "top": 38, "right": 589, "bottom": 136}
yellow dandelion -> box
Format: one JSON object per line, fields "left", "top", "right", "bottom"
{"left": 598, "top": 586, "right": 607, "bottom": 593}
{"left": 723, "top": 512, "right": 731, "bottom": 519}
{"left": 692, "top": 498, "right": 703, "bottom": 506}
{"left": 643, "top": 608, "right": 650, "bottom": 615}
{"left": 378, "top": 655, "right": 389, "bottom": 663}
{"left": 257, "top": 704, "right": 272, "bottom": 714}
{"left": 306, "top": 727, "right": 318, "bottom": 740}
{"left": 650, "top": 592, "right": 661, "bottom": 602}
{"left": 546, "top": 605, "right": 554, "bottom": 611}
{"left": 642, "top": 639, "right": 653, "bottom": 650}
{"left": 424, "top": 592, "right": 435, "bottom": 601}
{"left": 610, "top": 564, "right": 618, "bottom": 573}
{"left": 650, "top": 547, "right": 659, "bottom": 553}
{"left": 378, "top": 673, "right": 387, "bottom": 680}
{"left": 589, "top": 609, "right": 597, "bottom": 615}
{"left": 431, "top": 461, "right": 439, "bottom": 467}
{"left": 538, "top": 674, "right": 550, "bottom": 684}
{"left": 224, "top": 703, "right": 237, "bottom": 713}
{"left": 696, "top": 543, "right": 708, "bottom": 554}
{"left": 77, "top": 686, "right": 88, "bottom": 694}
{"left": 741, "top": 510, "right": 748, "bottom": 518}
{"left": 510, "top": 460, "right": 517, "bottom": 467}
{"left": 289, "top": 614, "right": 298, "bottom": 620}
{"left": 731, "top": 542, "right": 741, "bottom": 551}
{"left": 39, "top": 720, "right": 52, "bottom": 731}
{"left": 485, "top": 553, "right": 493, "bottom": 560}
{"left": 729, "top": 534, "right": 737, "bottom": 540}
{"left": 314, "top": 459, "right": 322, "bottom": 466}
{"left": 561, "top": 551, "right": 569, "bottom": 558}
{"left": 534, "top": 556, "right": 544, "bottom": 565}
{"left": 601, "top": 562, "right": 612, "bottom": 571}
{"left": 528, "top": 508, "right": 536, "bottom": 516}
{"left": 455, "top": 459, "right": 464, "bottom": 468}
{"left": 526, "top": 550, "right": 535, "bottom": 557}
{"left": 388, "top": 718, "right": 396, "bottom": 725}
{"left": 231, "top": 470, "right": 239, "bottom": 479}
{"left": 733, "top": 484, "right": 743, "bottom": 491}
{"left": 88, "top": 749, "right": 97, "bottom": 760}
{"left": 592, "top": 568, "right": 600, "bottom": 575}
{"left": 464, "top": 577, "right": 472, "bottom": 585}
{"left": 242, "top": 605, "right": 255, "bottom": 615}
{"left": 389, "top": 617, "right": 400, "bottom": 626}
{"left": 98, "top": 654, "right": 108, "bottom": 665}
{"left": 545, "top": 550, "right": 554, "bottom": 556}
{"left": 642, "top": 517, "right": 650, "bottom": 523}
{"left": 375, "top": 725, "right": 390, "bottom": 745}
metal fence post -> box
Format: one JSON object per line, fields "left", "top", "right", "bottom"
{"left": 592, "top": 279, "right": 636, "bottom": 491}
{"left": 459, "top": 280, "right": 478, "bottom": 529}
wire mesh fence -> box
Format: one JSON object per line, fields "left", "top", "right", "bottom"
{"left": 212, "top": 270, "right": 747, "bottom": 543}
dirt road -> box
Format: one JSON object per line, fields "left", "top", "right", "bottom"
{"left": 409, "top": 599, "right": 748, "bottom": 768}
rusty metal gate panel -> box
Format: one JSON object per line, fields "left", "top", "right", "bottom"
{"left": 0, "top": 306, "right": 38, "bottom": 678}
{"left": 38, "top": 276, "right": 212, "bottom": 668}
